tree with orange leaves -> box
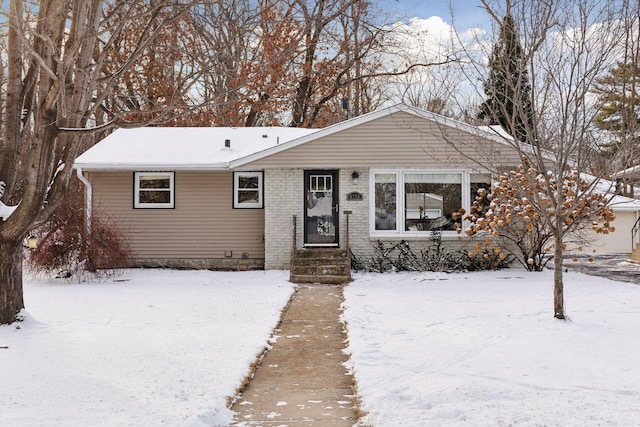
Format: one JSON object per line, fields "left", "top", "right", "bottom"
{"left": 187, "top": 0, "right": 391, "bottom": 128}
{"left": 448, "top": 0, "right": 632, "bottom": 319}
{"left": 99, "top": 1, "right": 201, "bottom": 126}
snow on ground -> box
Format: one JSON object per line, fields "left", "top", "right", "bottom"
{"left": 0, "top": 269, "right": 295, "bottom": 427}
{"left": 342, "top": 270, "right": 640, "bottom": 427}
{"left": 2, "top": 268, "right": 639, "bottom": 426}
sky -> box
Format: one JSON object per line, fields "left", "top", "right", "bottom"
{"left": 378, "top": 0, "right": 491, "bottom": 31}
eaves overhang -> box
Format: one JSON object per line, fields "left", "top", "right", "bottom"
{"left": 72, "top": 162, "right": 230, "bottom": 172}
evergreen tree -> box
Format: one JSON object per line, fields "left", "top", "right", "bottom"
{"left": 478, "top": 13, "right": 534, "bottom": 142}
{"left": 592, "top": 61, "right": 640, "bottom": 158}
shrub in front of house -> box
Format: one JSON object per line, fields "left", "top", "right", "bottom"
{"left": 27, "top": 184, "right": 132, "bottom": 278}
{"left": 351, "top": 232, "right": 514, "bottom": 273}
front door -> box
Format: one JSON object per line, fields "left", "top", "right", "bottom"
{"left": 304, "top": 170, "right": 339, "bottom": 246}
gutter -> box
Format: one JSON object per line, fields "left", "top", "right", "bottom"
{"left": 76, "top": 167, "right": 92, "bottom": 233}
{"left": 72, "top": 163, "right": 231, "bottom": 171}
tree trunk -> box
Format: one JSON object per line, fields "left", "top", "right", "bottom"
{"left": 553, "top": 239, "right": 565, "bottom": 319}
{"left": 0, "top": 238, "right": 25, "bottom": 325}
{"left": 291, "top": 78, "right": 311, "bottom": 127}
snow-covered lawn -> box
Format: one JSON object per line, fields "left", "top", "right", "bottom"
{"left": 2, "top": 268, "right": 639, "bottom": 426}
{"left": 0, "top": 269, "right": 295, "bottom": 426}
{"left": 343, "top": 270, "right": 640, "bottom": 426}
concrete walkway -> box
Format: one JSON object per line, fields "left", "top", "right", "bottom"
{"left": 230, "top": 284, "right": 358, "bottom": 426}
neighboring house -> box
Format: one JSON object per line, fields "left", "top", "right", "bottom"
{"left": 73, "top": 104, "right": 639, "bottom": 270}
{"left": 591, "top": 191, "right": 640, "bottom": 255}
{"left": 612, "top": 164, "right": 640, "bottom": 198}
{"left": 611, "top": 166, "right": 640, "bottom": 259}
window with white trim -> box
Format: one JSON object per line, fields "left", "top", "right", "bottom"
{"left": 134, "top": 172, "right": 175, "bottom": 208}
{"left": 404, "top": 172, "right": 462, "bottom": 231}
{"left": 374, "top": 172, "right": 398, "bottom": 231}
{"left": 371, "top": 170, "right": 491, "bottom": 235}
{"left": 234, "top": 171, "right": 263, "bottom": 209}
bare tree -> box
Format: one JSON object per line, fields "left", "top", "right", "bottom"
{"left": 454, "top": 0, "right": 634, "bottom": 319}
{"left": 379, "top": 16, "right": 467, "bottom": 119}
{"left": 0, "top": 0, "right": 196, "bottom": 325}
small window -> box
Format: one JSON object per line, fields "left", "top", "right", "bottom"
{"left": 234, "top": 172, "right": 263, "bottom": 209}
{"left": 134, "top": 172, "right": 175, "bottom": 208}
{"left": 374, "top": 173, "right": 398, "bottom": 231}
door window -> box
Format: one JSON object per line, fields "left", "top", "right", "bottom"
{"left": 305, "top": 171, "right": 338, "bottom": 246}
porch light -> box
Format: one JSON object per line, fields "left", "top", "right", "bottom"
{"left": 351, "top": 171, "right": 360, "bottom": 185}
{"left": 26, "top": 235, "right": 37, "bottom": 249}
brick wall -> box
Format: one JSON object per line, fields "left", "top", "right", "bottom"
{"left": 264, "top": 169, "right": 303, "bottom": 269}
{"left": 263, "top": 167, "right": 475, "bottom": 269}
{"left": 339, "top": 168, "right": 370, "bottom": 259}
{"left": 264, "top": 168, "right": 371, "bottom": 269}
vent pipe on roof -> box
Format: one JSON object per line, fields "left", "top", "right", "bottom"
{"left": 225, "top": 139, "right": 231, "bottom": 148}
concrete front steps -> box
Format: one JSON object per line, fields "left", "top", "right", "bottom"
{"left": 290, "top": 248, "right": 351, "bottom": 284}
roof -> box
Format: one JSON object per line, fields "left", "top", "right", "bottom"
{"left": 74, "top": 104, "right": 512, "bottom": 171}
{"left": 613, "top": 164, "right": 640, "bottom": 180}
{"left": 72, "top": 105, "right": 640, "bottom": 213}
{"left": 74, "top": 127, "right": 318, "bottom": 171}
{"left": 230, "top": 104, "right": 511, "bottom": 167}
{"left": 608, "top": 194, "right": 640, "bottom": 211}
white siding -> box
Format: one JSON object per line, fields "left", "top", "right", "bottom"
{"left": 584, "top": 210, "right": 637, "bottom": 254}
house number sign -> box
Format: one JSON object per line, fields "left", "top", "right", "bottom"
{"left": 346, "top": 192, "right": 363, "bottom": 201}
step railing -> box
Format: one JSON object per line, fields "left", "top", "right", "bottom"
{"left": 291, "top": 215, "right": 297, "bottom": 272}
{"left": 289, "top": 212, "right": 353, "bottom": 283}
{"left": 344, "top": 210, "right": 352, "bottom": 278}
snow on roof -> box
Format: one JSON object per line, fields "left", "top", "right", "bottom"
{"left": 475, "top": 127, "right": 640, "bottom": 211}
{"left": 477, "top": 125, "right": 514, "bottom": 140}
{"left": 608, "top": 193, "right": 640, "bottom": 211}
{"left": 74, "top": 127, "right": 318, "bottom": 171}
{"left": 579, "top": 172, "right": 640, "bottom": 211}
{"left": 613, "top": 163, "right": 640, "bottom": 179}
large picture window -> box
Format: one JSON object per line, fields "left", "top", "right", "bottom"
{"left": 134, "top": 172, "right": 175, "bottom": 208}
{"left": 371, "top": 170, "right": 491, "bottom": 235}
{"left": 234, "top": 171, "right": 263, "bottom": 209}
{"left": 404, "top": 173, "right": 462, "bottom": 231}
{"left": 470, "top": 173, "right": 492, "bottom": 216}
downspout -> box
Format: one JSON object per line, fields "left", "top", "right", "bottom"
{"left": 76, "top": 167, "right": 92, "bottom": 234}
